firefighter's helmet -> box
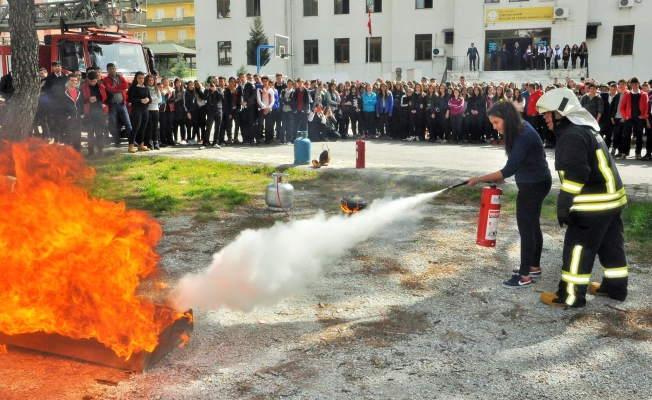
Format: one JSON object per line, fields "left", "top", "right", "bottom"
{"left": 537, "top": 88, "right": 600, "bottom": 131}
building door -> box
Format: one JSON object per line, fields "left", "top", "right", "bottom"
{"left": 485, "top": 29, "right": 549, "bottom": 71}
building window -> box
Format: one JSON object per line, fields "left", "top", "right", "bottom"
{"left": 415, "top": 0, "right": 433, "bottom": 8}
{"left": 587, "top": 25, "right": 598, "bottom": 39}
{"left": 217, "top": 0, "right": 230, "bottom": 18}
{"left": 178, "top": 29, "right": 187, "bottom": 41}
{"left": 612, "top": 25, "right": 634, "bottom": 56}
{"left": 156, "top": 31, "right": 165, "bottom": 42}
{"left": 334, "top": 38, "right": 350, "bottom": 63}
{"left": 153, "top": 9, "right": 164, "bottom": 21}
{"left": 134, "top": 32, "right": 141, "bottom": 40}
{"left": 142, "top": 32, "right": 148, "bottom": 42}
{"left": 304, "top": 0, "right": 318, "bottom": 16}
{"left": 334, "top": 0, "right": 349, "bottom": 14}
{"left": 368, "top": 0, "right": 382, "bottom": 13}
{"left": 174, "top": 7, "right": 184, "bottom": 20}
{"left": 218, "top": 41, "right": 232, "bottom": 65}
{"left": 484, "top": 0, "right": 499, "bottom": 2}
{"left": 304, "top": 39, "right": 319, "bottom": 64}
{"left": 366, "top": 37, "right": 381, "bottom": 63}
{"left": 444, "top": 31, "right": 454, "bottom": 44}
{"left": 509, "top": 0, "right": 528, "bottom": 2}
{"left": 246, "top": 0, "right": 261, "bottom": 17}
{"left": 415, "top": 34, "right": 432, "bottom": 61}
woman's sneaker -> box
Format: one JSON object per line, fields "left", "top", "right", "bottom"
{"left": 503, "top": 275, "right": 531, "bottom": 288}
{"left": 512, "top": 267, "right": 541, "bottom": 278}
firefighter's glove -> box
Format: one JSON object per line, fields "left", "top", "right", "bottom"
{"left": 557, "top": 192, "right": 574, "bottom": 227}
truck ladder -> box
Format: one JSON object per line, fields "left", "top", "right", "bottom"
{"left": 0, "top": 0, "right": 146, "bottom": 33}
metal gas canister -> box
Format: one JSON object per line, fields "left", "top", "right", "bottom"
{"left": 265, "top": 173, "right": 294, "bottom": 211}
{"left": 294, "top": 131, "right": 311, "bottom": 165}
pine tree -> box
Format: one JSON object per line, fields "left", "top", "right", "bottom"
{"left": 237, "top": 64, "right": 249, "bottom": 76}
{"left": 169, "top": 55, "right": 190, "bottom": 78}
{"left": 247, "top": 15, "right": 270, "bottom": 67}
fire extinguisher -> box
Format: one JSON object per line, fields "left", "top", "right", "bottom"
{"left": 356, "top": 138, "right": 365, "bottom": 168}
{"left": 476, "top": 184, "right": 502, "bottom": 247}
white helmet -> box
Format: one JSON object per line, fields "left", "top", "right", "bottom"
{"left": 537, "top": 88, "right": 600, "bottom": 131}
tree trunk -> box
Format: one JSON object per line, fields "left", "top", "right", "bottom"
{"left": 0, "top": 0, "right": 39, "bottom": 141}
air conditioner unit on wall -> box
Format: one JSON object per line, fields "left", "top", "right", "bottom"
{"left": 554, "top": 7, "right": 569, "bottom": 19}
{"left": 619, "top": 0, "right": 634, "bottom": 8}
{"left": 433, "top": 48, "right": 445, "bottom": 57}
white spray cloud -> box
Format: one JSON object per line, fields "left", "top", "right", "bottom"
{"left": 171, "top": 190, "right": 443, "bottom": 312}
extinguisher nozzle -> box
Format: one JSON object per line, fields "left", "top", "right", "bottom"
{"left": 443, "top": 182, "right": 468, "bottom": 193}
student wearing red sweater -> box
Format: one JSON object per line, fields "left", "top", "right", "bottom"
{"left": 619, "top": 77, "right": 649, "bottom": 159}
{"left": 525, "top": 82, "right": 544, "bottom": 140}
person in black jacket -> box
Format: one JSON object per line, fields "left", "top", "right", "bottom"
{"left": 279, "top": 79, "right": 295, "bottom": 144}
{"left": 44, "top": 61, "right": 69, "bottom": 143}
{"left": 239, "top": 73, "right": 258, "bottom": 145}
{"left": 204, "top": 81, "right": 224, "bottom": 149}
{"left": 609, "top": 79, "right": 628, "bottom": 157}
{"left": 291, "top": 78, "right": 311, "bottom": 141}
{"left": 159, "top": 77, "right": 176, "bottom": 146}
{"left": 172, "top": 79, "right": 186, "bottom": 143}
{"left": 56, "top": 74, "right": 85, "bottom": 152}
{"left": 183, "top": 80, "right": 200, "bottom": 145}
{"left": 126, "top": 71, "right": 151, "bottom": 153}
{"left": 599, "top": 83, "right": 616, "bottom": 152}
{"left": 223, "top": 77, "right": 239, "bottom": 144}
{"left": 467, "top": 43, "right": 479, "bottom": 72}
{"left": 468, "top": 86, "right": 487, "bottom": 142}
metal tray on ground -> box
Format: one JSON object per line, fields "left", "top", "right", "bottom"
{"left": 0, "top": 308, "right": 193, "bottom": 372}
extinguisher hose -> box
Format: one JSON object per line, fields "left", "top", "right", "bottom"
{"left": 276, "top": 178, "right": 291, "bottom": 218}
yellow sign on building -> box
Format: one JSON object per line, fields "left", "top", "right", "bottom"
{"left": 485, "top": 7, "right": 554, "bottom": 23}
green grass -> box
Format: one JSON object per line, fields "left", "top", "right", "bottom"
{"left": 88, "top": 155, "right": 318, "bottom": 216}
{"left": 622, "top": 202, "right": 652, "bottom": 262}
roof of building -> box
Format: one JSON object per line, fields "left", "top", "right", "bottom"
{"left": 147, "top": 43, "right": 196, "bottom": 56}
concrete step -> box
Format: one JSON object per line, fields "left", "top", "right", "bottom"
{"left": 446, "top": 68, "right": 587, "bottom": 86}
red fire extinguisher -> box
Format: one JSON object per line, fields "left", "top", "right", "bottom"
{"left": 356, "top": 138, "right": 365, "bottom": 168}
{"left": 476, "top": 184, "right": 502, "bottom": 247}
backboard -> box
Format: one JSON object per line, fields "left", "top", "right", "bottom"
{"left": 274, "top": 34, "right": 290, "bottom": 58}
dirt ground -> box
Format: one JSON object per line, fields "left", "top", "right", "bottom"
{"left": 1, "top": 173, "right": 651, "bottom": 399}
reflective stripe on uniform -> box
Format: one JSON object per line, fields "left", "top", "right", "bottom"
{"left": 596, "top": 149, "right": 616, "bottom": 194}
{"left": 573, "top": 188, "right": 626, "bottom": 203}
{"left": 561, "top": 272, "right": 591, "bottom": 285}
{"left": 566, "top": 245, "right": 583, "bottom": 305}
{"left": 561, "top": 179, "right": 584, "bottom": 194}
{"left": 603, "top": 266, "right": 629, "bottom": 278}
{"left": 570, "top": 196, "right": 628, "bottom": 212}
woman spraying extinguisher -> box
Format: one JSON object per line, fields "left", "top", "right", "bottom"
{"left": 464, "top": 101, "right": 552, "bottom": 288}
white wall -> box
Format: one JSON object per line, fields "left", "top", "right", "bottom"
{"left": 195, "top": 0, "right": 651, "bottom": 83}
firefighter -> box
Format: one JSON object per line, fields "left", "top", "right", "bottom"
{"left": 536, "top": 88, "right": 628, "bottom": 307}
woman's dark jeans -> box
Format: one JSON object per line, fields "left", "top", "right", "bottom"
{"left": 516, "top": 179, "right": 552, "bottom": 276}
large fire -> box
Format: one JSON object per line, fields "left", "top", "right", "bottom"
{"left": 0, "top": 139, "right": 180, "bottom": 359}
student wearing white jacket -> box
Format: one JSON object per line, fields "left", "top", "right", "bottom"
{"left": 552, "top": 45, "right": 562, "bottom": 69}
{"left": 145, "top": 74, "right": 162, "bottom": 150}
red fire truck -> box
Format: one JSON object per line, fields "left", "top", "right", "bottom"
{"left": 0, "top": 0, "right": 154, "bottom": 79}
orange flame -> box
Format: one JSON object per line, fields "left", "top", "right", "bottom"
{"left": 178, "top": 334, "right": 189, "bottom": 348}
{"left": 0, "top": 139, "right": 178, "bottom": 359}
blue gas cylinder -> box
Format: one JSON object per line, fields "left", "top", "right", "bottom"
{"left": 294, "top": 131, "right": 311, "bottom": 165}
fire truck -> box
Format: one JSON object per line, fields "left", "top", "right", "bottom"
{"left": 0, "top": 0, "right": 154, "bottom": 79}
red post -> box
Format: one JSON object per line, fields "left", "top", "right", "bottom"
{"left": 476, "top": 185, "right": 502, "bottom": 247}
{"left": 356, "top": 138, "right": 365, "bottom": 168}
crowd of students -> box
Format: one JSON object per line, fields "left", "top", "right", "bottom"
{"left": 2, "top": 59, "right": 649, "bottom": 161}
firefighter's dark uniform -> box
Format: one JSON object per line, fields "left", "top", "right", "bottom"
{"left": 553, "top": 119, "right": 628, "bottom": 307}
